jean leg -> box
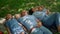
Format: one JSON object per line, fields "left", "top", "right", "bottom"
{"left": 42, "top": 13, "right": 56, "bottom": 27}
{"left": 55, "top": 12, "right": 60, "bottom": 26}
{"left": 39, "top": 26, "right": 52, "bottom": 34}
{"left": 31, "top": 28, "right": 43, "bottom": 34}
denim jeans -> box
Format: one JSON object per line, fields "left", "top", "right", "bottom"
{"left": 31, "top": 26, "right": 52, "bottom": 34}
{"left": 42, "top": 12, "right": 60, "bottom": 27}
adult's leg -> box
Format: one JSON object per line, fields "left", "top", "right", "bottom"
{"left": 55, "top": 12, "right": 60, "bottom": 32}
{"left": 39, "top": 26, "right": 52, "bottom": 34}
{"left": 31, "top": 28, "right": 43, "bottom": 34}
{"left": 42, "top": 13, "right": 56, "bottom": 27}
{"left": 43, "top": 12, "right": 60, "bottom": 32}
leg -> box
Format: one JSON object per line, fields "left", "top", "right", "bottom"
{"left": 39, "top": 26, "right": 52, "bottom": 34}
{"left": 55, "top": 12, "right": 60, "bottom": 32}
{"left": 31, "top": 28, "right": 43, "bottom": 34}
{"left": 42, "top": 13, "right": 56, "bottom": 27}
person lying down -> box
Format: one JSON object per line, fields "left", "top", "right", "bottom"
{"left": 4, "top": 14, "right": 25, "bottom": 34}
{"left": 16, "top": 10, "right": 52, "bottom": 34}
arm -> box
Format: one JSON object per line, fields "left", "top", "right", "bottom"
{"left": 46, "top": 9, "right": 51, "bottom": 15}
{"left": 18, "top": 23, "right": 27, "bottom": 32}
{"left": 18, "top": 23, "right": 22, "bottom": 26}
{"left": 4, "top": 22, "right": 11, "bottom": 34}
{"left": 5, "top": 27, "right": 11, "bottom": 34}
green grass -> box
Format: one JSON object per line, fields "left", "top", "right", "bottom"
{"left": 0, "top": 0, "right": 60, "bottom": 17}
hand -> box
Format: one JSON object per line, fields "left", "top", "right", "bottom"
{"left": 36, "top": 22, "right": 42, "bottom": 28}
{"left": 20, "top": 32, "right": 25, "bottom": 34}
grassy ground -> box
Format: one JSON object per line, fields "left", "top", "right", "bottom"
{"left": 0, "top": 0, "right": 60, "bottom": 17}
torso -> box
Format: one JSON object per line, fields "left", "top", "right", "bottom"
{"left": 5, "top": 19, "right": 24, "bottom": 34}
{"left": 19, "top": 15, "right": 37, "bottom": 31}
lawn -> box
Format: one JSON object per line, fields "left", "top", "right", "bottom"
{"left": 0, "top": 0, "right": 60, "bottom": 17}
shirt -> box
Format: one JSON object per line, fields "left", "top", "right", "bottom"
{"left": 5, "top": 19, "right": 24, "bottom": 34}
{"left": 33, "top": 11, "right": 47, "bottom": 20}
{"left": 17, "top": 15, "right": 37, "bottom": 31}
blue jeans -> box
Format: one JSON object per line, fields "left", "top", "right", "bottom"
{"left": 42, "top": 12, "right": 60, "bottom": 27}
{"left": 31, "top": 26, "right": 52, "bottom": 34}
